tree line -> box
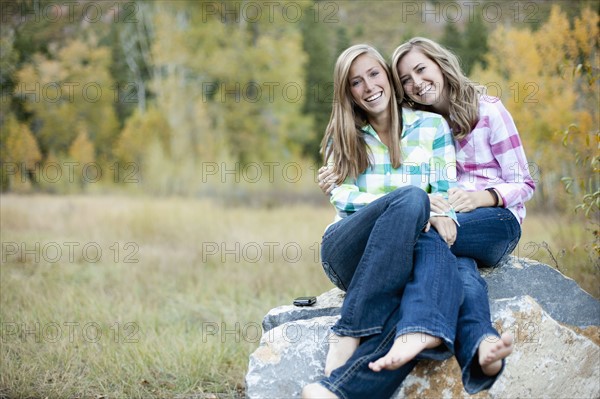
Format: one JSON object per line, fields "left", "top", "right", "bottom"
{"left": 1, "top": 1, "right": 598, "bottom": 215}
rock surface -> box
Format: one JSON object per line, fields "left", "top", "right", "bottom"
{"left": 246, "top": 258, "right": 600, "bottom": 398}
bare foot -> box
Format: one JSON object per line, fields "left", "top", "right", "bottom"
{"left": 324, "top": 335, "right": 359, "bottom": 377}
{"left": 479, "top": 333, "right": 513, "bottom": 376}
{"left": 369, "top": 332, "right": 441, "bottom": 372}
{"left": 302, "top": 383, "right": 339, "bottom": 399}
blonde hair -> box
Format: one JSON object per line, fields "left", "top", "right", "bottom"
{"left": 321, "top": 44, "right": 402, "bottom": 183}
{"left": 391, "top": 37, "right": 479, "bottom": 139}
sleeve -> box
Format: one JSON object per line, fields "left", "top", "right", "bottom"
{"left": 329, "top": 177, "right": 385, "bottom": 215}
{"left": 429, "top": 117, "right": 458, "bottom": 196}
{"left": 487, "top": 100, "right": 536, "bottom": 208}
{"left": 429, "top": 117, "right": 459, "bottom": 223}
{"left": 325, "top": 140, "right": 385, "bottom": 216}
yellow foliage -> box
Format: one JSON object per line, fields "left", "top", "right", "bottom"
{"left": 5, "top": 115, "right": 41, "bottom": 170}
{"left": 14, "top": 38, "right": 119, "bottom": 157}
{"left": 537, "top": 6, "right": 572, "bottom": 74}
{"left": 68, "top": 125, "right": 95, "bottom": 166}
{"left": 472, "top": 5, "right": 599, "bottom": 211}
{"left": 572, "top": 8, "right": 599, "bottom": 60}
{"left": 3, "top": 115, "right": 41, "bottom": 192}
{"left": 114, "top": 106, "right": 172, "bottom": 165}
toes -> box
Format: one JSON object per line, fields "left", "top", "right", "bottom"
{"left": 368, "top": 358, "right": 384, "bottom": 372}
{"left": 501, "top": 333, "right": 514, "bottom": 345}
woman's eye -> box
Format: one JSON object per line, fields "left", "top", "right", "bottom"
{"left": 417, "top": 66, "right": 425, "bottom": 73}
{"left": 351, "top": 80, "right": 360, "bottom": 87}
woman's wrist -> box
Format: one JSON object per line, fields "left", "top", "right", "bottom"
{"left": 469, "top": 190, "right": 496, "bottom": 208}
{"left": 485, "top": 188, "right": 500, "bottom": 207}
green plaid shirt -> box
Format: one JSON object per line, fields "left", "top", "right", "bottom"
{"left": 330, "top": 107, "right": 457, "bottom": 222}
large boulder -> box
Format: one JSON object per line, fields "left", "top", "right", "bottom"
{"left": 246, "top": 258, "right": 600, "bottom": 398}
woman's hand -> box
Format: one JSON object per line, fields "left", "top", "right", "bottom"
{"left": 318, "top": 166, "right": 339, "bottom": 195}
{"left": 429, "top": 216, "right": 457, "bottom": 247}
{"left": 428, "top": 194, "right": 451, "bottom": 214}
{"left": 448, "top": 188, "right": 477, "bottom": 213}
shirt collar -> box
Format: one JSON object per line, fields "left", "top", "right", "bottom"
{"left": 361, "top": 123, "right": 378, "bottom": 137}
{"left": 361, "top": 107, "right": 423, "bottom": 136}
{"left": 401, "top": 107, "right": 421, "bottom": 127}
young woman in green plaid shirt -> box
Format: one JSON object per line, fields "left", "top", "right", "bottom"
{"left": 303, "top": 44, "right": 466, "bottom": 399}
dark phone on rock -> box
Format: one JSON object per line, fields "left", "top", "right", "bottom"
{"left": 293, "top": 296, "right": 316, "bottom": 306}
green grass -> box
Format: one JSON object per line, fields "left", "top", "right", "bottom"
{"left": 0, "top": 194, "right": 333, "bottom": 398}
{"left": 518, "top": 209, "right": 600, "bottom": 298}
{"left": 1, "top": 194, "right": 598, "bottom": 398}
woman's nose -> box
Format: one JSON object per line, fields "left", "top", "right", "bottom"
{"left": 412, "top": 75, "right": 424, "bottom": 88}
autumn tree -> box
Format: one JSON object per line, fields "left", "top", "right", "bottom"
{"left": 111, "top": 1, "right": 314, "bottom": 194}
{"left": 14, "top": 36, "right": 119, "bottom": 161}
{"left": 68, "top": 124, "right": 95, "bottom": 189}
{"left": 471, "top": 5, "right": 599, "bottom": 211}
{"left": 3, "top": 115, "right": 42, "bottom": 191}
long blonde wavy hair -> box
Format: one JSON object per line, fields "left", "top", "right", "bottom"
{"left": 321, "top": 44, "right": 402, "bottom": 184}
{"left": 391, "top": 37, "right": 480, "bottom": 139}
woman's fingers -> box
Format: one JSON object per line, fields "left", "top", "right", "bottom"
{"left": 429, "top": 217, "right": 456, "bottom": 246}
{"left": 318, "top": 166, "right": 338, "bottom": 195}
{"left": 429, "top": 195, "right": 451, "bottom": 213}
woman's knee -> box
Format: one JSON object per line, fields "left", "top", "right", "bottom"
{"left": 388, "top": 186, "right": 429, "bottom": 214}
{"left": 321, "top": 261, "right": 349, "bottom": 291}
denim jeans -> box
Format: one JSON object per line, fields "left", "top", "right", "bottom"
{"left": 319, "top": 207, "right": 521, "bottom": 396}
{"left": 453, "top": 257, "right": 504, "bottom": 393}
{"left": 321, "top": 307, "right": 418, "bottom": 399}
{"left": 321, "top": 186, "right": 463, "bottom": 352}
{"left": 395, "top": 229, "right": 463, "bottom": 355}
{"left": 452, "top": 207, "right": 521, "bottom": 393}
{"left": 453, "top": 207, "right": 521, "bottom": 267}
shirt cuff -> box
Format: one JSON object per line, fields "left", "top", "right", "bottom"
{"left": 430, "top": 208, "right": 460, "bottom": 226}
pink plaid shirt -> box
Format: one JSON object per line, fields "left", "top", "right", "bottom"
{"left": 455, "top": 96, "right": 535, "bottom": 223}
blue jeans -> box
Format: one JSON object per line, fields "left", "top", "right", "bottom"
{"left": 452, "top": 207, "right": 521, "bottom": 393}
{"left": 321, "top": 308, "right": 418, "bottom": 399}
{"left": 453, "top": 207, "right": 521, "bottom": 267}
{"left": 319, "top": 207, "right": 521, "bottom": 396}
{"left": 321, "top": 186, "right": 463, "bottom": 351}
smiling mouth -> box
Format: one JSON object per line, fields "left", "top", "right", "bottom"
{"left": 365, "top": 92, "right": 383, "bottom": 102}
{"left": 418, "top": 84, "right": 432, "bottom": 96}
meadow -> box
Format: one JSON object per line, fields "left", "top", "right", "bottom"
{"left": 1, "top": 194, "right": 598, "bottom": 398}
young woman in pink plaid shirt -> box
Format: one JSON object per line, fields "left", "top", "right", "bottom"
{"left": 389, "top": 36, "right": 537, "bottom": 393}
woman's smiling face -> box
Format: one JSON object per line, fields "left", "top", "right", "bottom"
{"left": 348, "top": 54, "right": 391, "bottom": 118}
{"left": 397, "top": 48, "right": 447, "bottom": 111}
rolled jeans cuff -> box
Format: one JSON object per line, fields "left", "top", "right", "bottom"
{"left": 395, "top": 325, "right": 456, "bottom": 357}
{"left": 462, "top": 333, "right": 505, "bottom": 394}
{"left": 331, "top": 324, "right": 382, "bottom": 338}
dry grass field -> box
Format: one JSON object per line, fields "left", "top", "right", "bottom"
{"left": 1, "top": 194, "right": 597, "bottom": 398}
